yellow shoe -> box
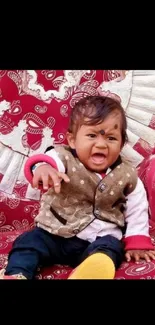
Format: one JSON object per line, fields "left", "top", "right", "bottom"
{"left": 68, "top": 253, "right": 115, "bottom": 279}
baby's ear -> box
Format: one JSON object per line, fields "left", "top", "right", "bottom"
{"left": 66, "top": 132, "right": 76, "bottom": 149}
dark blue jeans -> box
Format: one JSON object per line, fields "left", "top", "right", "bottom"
{"left": 5, "top": 227, "right": 124, "bottom": 279}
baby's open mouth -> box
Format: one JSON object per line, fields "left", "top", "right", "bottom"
{"left": 91, "top": 153, "right": 106, "bottom": 164}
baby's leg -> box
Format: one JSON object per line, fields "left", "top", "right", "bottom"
{"left": 3, "top": 227, "right": 64, "bottom": 279}
{"left": 68, "top": 235, "right": 124, "bottom": 279}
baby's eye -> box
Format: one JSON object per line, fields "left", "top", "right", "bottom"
{"left": 87, "top": 134, "right": 96, "bottom": 138}
{"left": 107, "top": 136, "right": 117, "bottom": 141}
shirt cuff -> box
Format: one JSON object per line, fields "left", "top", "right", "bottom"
{"left": 24, "top": 154, "right": 58, "bottom": 184}
{"left": 123, "top": 235, "right": 154, "bottom": 250}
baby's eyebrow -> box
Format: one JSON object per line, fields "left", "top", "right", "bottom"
{"left": 85, "top": 124, "right": 119, "bottom": 134}
{"left": 85, "top": 127, "right": 97, "bottom": 133}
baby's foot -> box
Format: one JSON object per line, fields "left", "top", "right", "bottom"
{"left": 0, "top": 268, "right": 27, "bottom": 279}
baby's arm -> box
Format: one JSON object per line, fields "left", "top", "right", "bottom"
{"left": 24, "top": 147, "right": 70, "bottom": 193}
{"left": 124, "top": 178, "right": 155, "bottom": 262}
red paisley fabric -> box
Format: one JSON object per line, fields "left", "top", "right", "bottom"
{"left": 0, "top": 70, "right": 155, "bottom": 279}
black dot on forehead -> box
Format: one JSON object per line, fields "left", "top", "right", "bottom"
{"left": 114, "top": 124, "right": 118, "bottom": 129}
{"left": 100, "top": 129, "right": 105, "bottom": 135}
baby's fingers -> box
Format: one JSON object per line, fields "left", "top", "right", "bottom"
{"left": 132, "top": 253, "right": 140, "bottom": 263}
{"left": 53, "top": 173, "right": 70, "bottom": 193}
{"left": 125, "top": 252, "right": 131, "bottom": 262}
{"left": 147, "top": 251, "right": 155, "bottom": 260}
{"left": 41, "top": 174, "right": 49, "bottom": 190}
{"left": 32, "top": 173, "right": 48, "bottom": 189}
{"left": 49, "top": 172, "right": 62, "bottom": 193}
{"left": 32, "top": 173, "right": 40, "bottom": 188}
{"left": 57, "top": 172, "right": 70, "bottom": 183}
{"left": 143, "top": 253, "right": 151, "bottom": 262}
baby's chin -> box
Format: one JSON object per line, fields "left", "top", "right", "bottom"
{"left": 86, "top": 163, "right": 108, "bottom": 173}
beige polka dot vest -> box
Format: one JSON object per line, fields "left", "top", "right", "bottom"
{"left": 35, "top": 145, "right": 137, "bottom": 238}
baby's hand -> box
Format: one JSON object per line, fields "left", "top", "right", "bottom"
{"left": 125, "top": 249, "right": 155, "bottom": 263}
{"left": 32, "top": 164, "right": 70, "bottom": 193}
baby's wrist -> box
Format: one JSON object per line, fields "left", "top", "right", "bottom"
{"left": 32, "top": 162, "right": 49, "bottom": 174}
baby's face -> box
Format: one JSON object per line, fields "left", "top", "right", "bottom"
{"left": 67, "top": 111, "right": 123, "bottom": 172}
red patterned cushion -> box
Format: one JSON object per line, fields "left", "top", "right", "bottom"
{"left": 0, "top": 70, "right": 155, "bottom": 279}
{"left": 138, "top": 155, "right": 155, "bottom": 222}
{"left": 0, "top": 70, "right": 108, "bottom": 231}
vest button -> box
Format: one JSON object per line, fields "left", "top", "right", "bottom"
{"left": 94, "top": 208, "right": 100, "bottom": 216}
{"left": 73, "top": 229, "right": 79, "bottom": 234}
{"left": 99, "top": 184, "right": 105, "bottom": 192}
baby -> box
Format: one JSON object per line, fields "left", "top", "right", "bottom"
{"left": 1, "top": 95, "right": 155, "bottom": 279}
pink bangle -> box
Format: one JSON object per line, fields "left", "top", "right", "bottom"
{"left": 24, "top": 154, "right": 58, "bottom": 185}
